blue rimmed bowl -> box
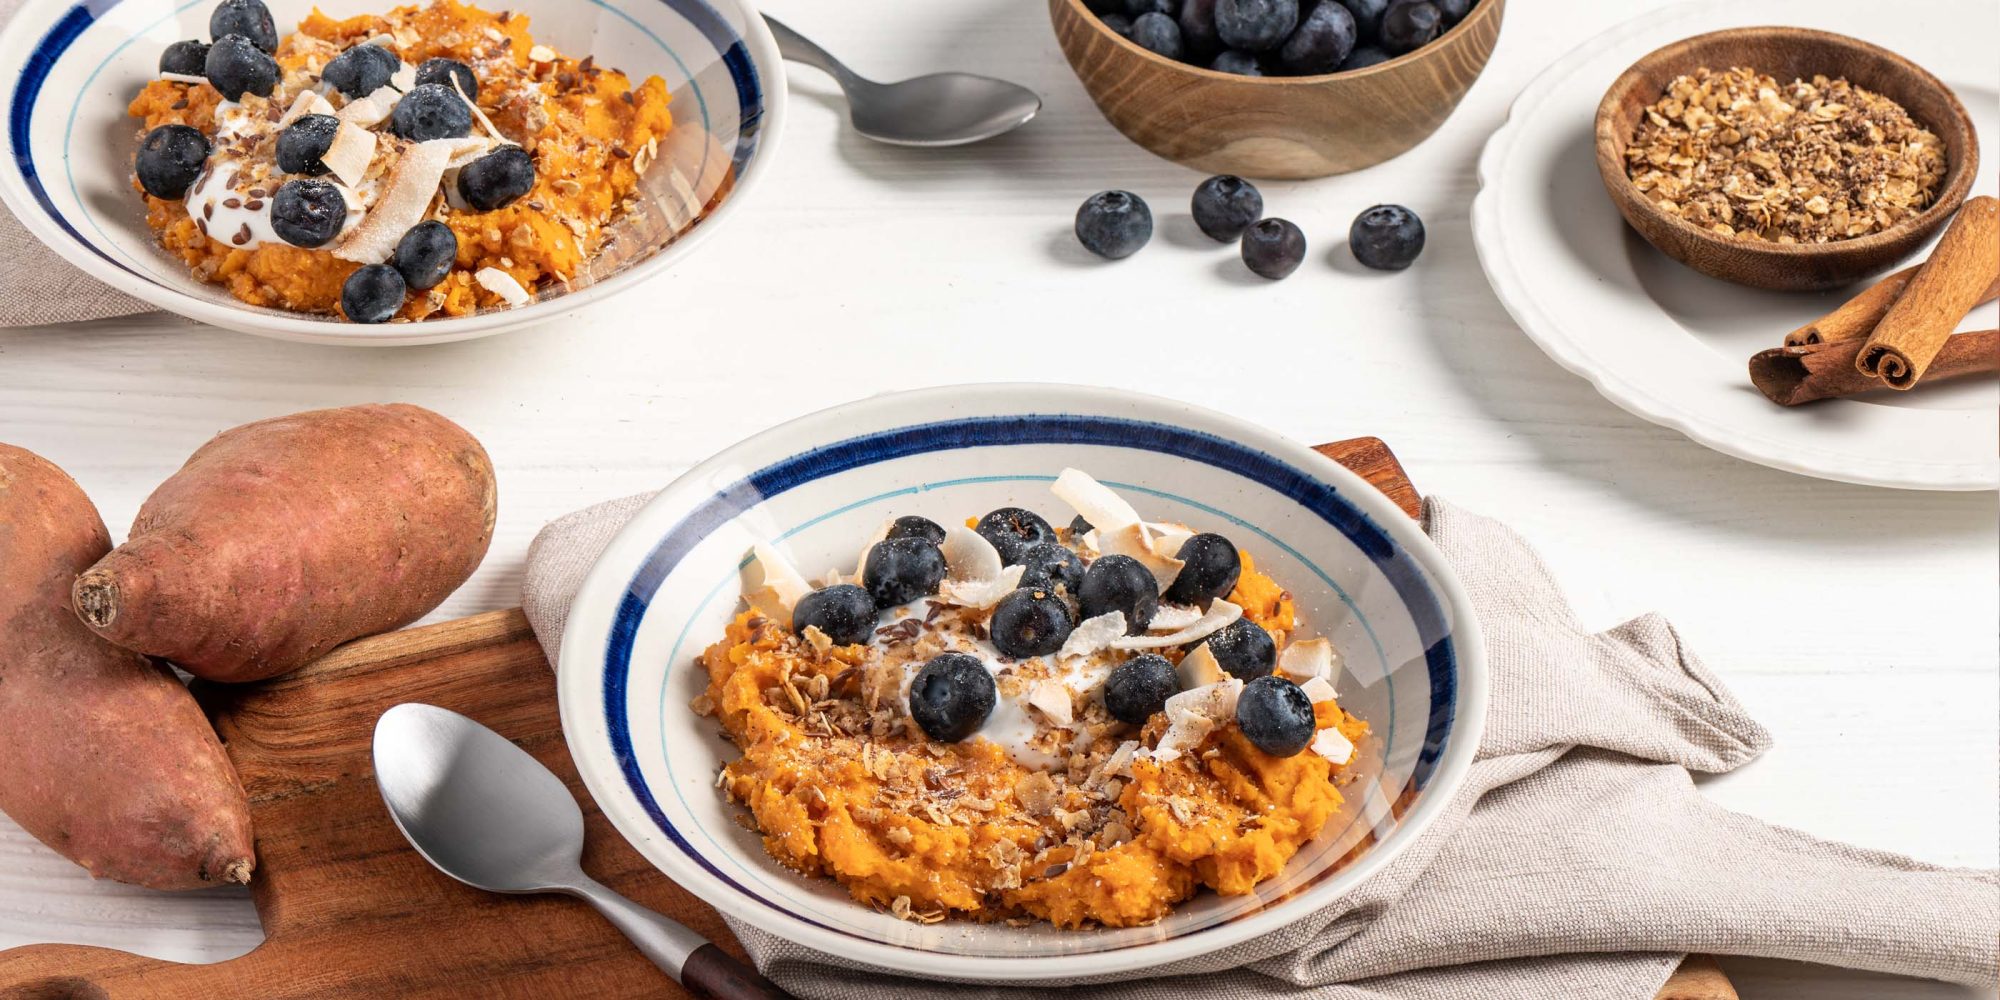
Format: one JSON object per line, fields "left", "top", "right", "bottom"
{"left": 0, "top": 0, "right": 783, "bottom": 345}
{"left": 556, "top": 384, "right": 1488, "bottom": 981}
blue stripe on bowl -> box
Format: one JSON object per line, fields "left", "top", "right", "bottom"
{"left": 6, "top": 0, "right": 762, "bottom": 280}
{"left": 600, "top": 413, "right": 1459, "bottom": 948}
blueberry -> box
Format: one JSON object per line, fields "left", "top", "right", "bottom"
{"left": 1084, "top": 0, "right": 1122, "bottom": 12}
{"left": 990, "top": 588, "right": 1076, "bottom": 659}
{"left": 1343, "top": 45, "right": 1391, "bottom": 69}
{"left": 1379, "top": 0, "right": 1441, "bottom": 53}
{"left": 1103, "top": 653, "right": 1179, "bottom": 724}
{"left": 274, "top": 113, "right": 337, "bottom": 175}
{"left": 414, "top": 57, "right": 479, "bottom": 100}
{"left": 1337, "top": 0, "right": 1391, "bottom": 44}
{"left": 909, "top": 652, "right": 996, "bottom": 742}
{"left": 1203, "top": 618, "right": 1276, "bottom": 680}
{"left": 1163, "top": 533, "right": 1242, "bottom": 604}
{"left": 133, "top": 125, "right": 208, "bottom": 200}
{"left": 1278, "top": 1, "right": 1355, "bottom": 74}
{"left": 322, "top": 44, "right": 400, "bottom": 98}
{"left": 886, "top": 515, "right": 946, "bottom": 545}
{"left": 791, "top": 583, "right": 877, "bottom": 646}
{"left": 1126, "top": 12, "right": 1184, "bottom": 58}
{"left": 270, "top": 178, "right": 346, "bottom": 248}
{"left": 1236, "top": 675, "right": 1315, "bottom": 756}
{"left": 1079, "top": 554, "right": 1158, "bottom": 634}
{"left": 1191, "top": 174, "right": 1263, "bottom": 241}
{"left": 1434, "top": 0, "right": 1473, "bottom": 25}
{"left": 160, "top": 40, "right": 210, "bottom": 76}
{"left": 1123, "top": 0, "right": 1175, "bottom": 13}
{"left": 390, "top": 83, "right": 472, "bottom": 141}
{"left": 975, "top": 507, "right": 1057, "bottom": 565}
{"left": 392, "top": 219, "right": 458, "bottom": 291}
{"left": 1349, "top": 203, "right": 1425, "bottom": 270}
{"left": 1074, "top": 190, "right": 1152, "bottom": 260}
{"left": 208, "top": 0, "right": 276, "bottom": 53}
{"left": 204, "top": 34, "right": 278, "bottom": 100}
{"left": 456, "top": 146, "right": 536, "bottom": 211}
{"left": 1017, "top": 542, "right": 1085, "bottom": 595}
{"left": 1214, "top": 0, "right": 1298, "bottom": 52}
{"left": 1066, "top": 514, "right": 1093, "bottom": 538}
{"left": 1178, "top": 0, "right": 1221, "bottom": 60}
{"left": 862, "top": 537, "right": 947, "bottom": 608}
{"left": 1100, "top": 12, "right": 1134, "bottom": 35}
{"left": 1210, "top": 49, "right": 1264, "bottom": 75}
{"left": 1241, "top": 217, "right": 1307, "bottom": 279}
{"left": 340, "top": 264, "right": 405, "bottom": 324}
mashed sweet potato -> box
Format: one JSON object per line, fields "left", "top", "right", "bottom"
{"left": 127, "top": 0, "right": 671, "bottom": 320}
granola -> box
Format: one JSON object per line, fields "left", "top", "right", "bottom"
{"left": 1625, "top": 67, "right": 1946, "bottom": 243}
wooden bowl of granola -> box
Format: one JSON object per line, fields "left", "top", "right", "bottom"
{"left": 1594, "top": 27, "right": 1978, "bottom": 291}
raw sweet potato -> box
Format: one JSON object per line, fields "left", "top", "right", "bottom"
{"left": 72, "top": 404, "right": 497, "bottom": 683}
{"left": 0, "top": 444, "right": 255, "bottom": 889}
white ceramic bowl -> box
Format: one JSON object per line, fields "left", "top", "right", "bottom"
{"left": 0, "top": 0, "right": 784, "bottom": 345}
{"left": 557, "top": 384, "right": 1488, "bottom": 982}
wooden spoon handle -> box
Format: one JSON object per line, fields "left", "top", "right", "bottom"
{"left": 681, "top": 943, "right": 794, "bottom": 1000}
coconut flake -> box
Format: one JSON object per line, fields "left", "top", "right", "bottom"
{"left": 1059, "top": 611, "right": 1126, "bottom": 660}
{"left": 1300, "top": 676, "right": 1338, "bottom": 704}
{"left": 1097, "top": 522, "right": 1185, "bottom": 589}
{"left": 161, "top": 71, "right": 210, "bottom": 85}
{"left": 1051, "top": 468, "right": 1142, "bottom": 533}
{"left": 336, "top": 84, "right": 401, "bottom": 128}
{"left": 1027, "top": 681, "right": 1074, "bottom": 726}
{"left": 937, "top": 564, "right": 1023, "bottom": 610}
{"left": 432, "top": 134, "right": 498, "bottom": 169}
{"left": 1112, "top": 599, "right": 1241, "bottom": 650}
{"left": 1103, "top": 740, "right": 1140, "bottom": 777}
{"left": 1277, "top": 637, "right": 1341, "bottom": 684}
{"left": 849, "top": 519, "right": 895, "bottom": 582}
{"left": 389, "top": 60, "right": 417, "bottom": 93}
{"left": 1149, "top": 603, "right": 1204, "bottom": 631}
{"left": 474, "top": 267, "right": 531, "bottom": 306}
{"left": 1148, "top": 523, "right": 1195, "bottom": 560}
{"left": 448, "top": 74, "right": 505, "bottom": 142}
{"left": 320, "top": 122, "right": 377, "bottom": 188}
{"left": 333, "top": 139, "right": 450, "bottom": 263}
{"left": 278, "top": 89, "right": 337, "bottom": 126}
{"left": 940, "top": 525, "right": 1002, "bottom": 584}
{"left": 527, "top": 44, "right": 556, "bottom": 63}
{"left": 741, "top": 541, "right": 812, "bottom": 623}
{"left": 1176, "top": 641, "right": 1227, "bottom": 689}
{"left": 1310, "top": 726, "right": 1354, "bottom": 765}
{"left": 1149, "top": 678, "right": 1242, "bottom": 762}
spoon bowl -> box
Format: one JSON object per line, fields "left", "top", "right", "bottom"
{"left": 765, "top": 16, "right": 1040, "bottom": 146}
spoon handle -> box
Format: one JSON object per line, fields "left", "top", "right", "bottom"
{"left": 571, "top": 876, "right": 794, "bottom": 999}
{"left": 762, "top": 15, "right": 864, "bottom": 89}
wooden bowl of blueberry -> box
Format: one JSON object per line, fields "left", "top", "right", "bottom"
{"left": 1051, "top": 0, "right": 1504, "bottom": 179}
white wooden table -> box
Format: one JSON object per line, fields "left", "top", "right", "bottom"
{"left": 1, "top": 0, "right": 1993, "bottom": 996}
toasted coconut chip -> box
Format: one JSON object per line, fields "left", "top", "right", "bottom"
{"left": 937, "top": 564, "right": 1023, "bottom": 610}
{"left": 527, "top": 44, "right": 556, "bottom": 63}
{"left": 336, "top": 84, "right": 400, "bottom": 127}
{"left": 1148, "top": 523, "right": 1195, "bottom": 560}
{"left": 333, "top": 139, "right": 450, "bottom": 263}
{"left": 1300, "top": 676, "right": 1338, "bottom": 704}
{"left": 1112, "top": 599, "right": 1240, "bottom": 650}
{"left": 1097, "top": 522, "right": 1184, "bottom": 589}
{"left": 431, "top": 135, "right": 499, "bottom": 169}
{"left": 161, "top": 71, "right": 209, "bottom": 85}
{"left": 850, "top": 519, "right": 894, "bottom": 582}
{"left": 361, "top": 32, "right": 397, "bottom": 48}
{"left": 1150, "top": 603, "right": 1204, "bottom": 631}
{"left": 741, "top": 541, "right": 812, "bottom": 623}
{"left": 1027, "top": 681, "right": 1073, "bottom": 726}
{"left": 279, "top": 89, "right": 337, "bottom": 126}
{"left": 1052, "top": 468, "right": 1141, "bottom": 532}
{"left": 941, "top": 524, "right": 1002, "bottom": 585}
{"left": 389, "top": 60, "right": 417, "bottom": 93}
{"left": 1103, "top": 740, "right": 1140, "bottom": 777}
{"left": 1176, "top": 641, "right": 1226, "bottom": 689}
{"left": 1277, "top": 637, "right": 1340, "bottom": 684}
{"left": 1149, "top": 678, "right": 1242, "bottom": 762}
{"left": 448, "top": 74, "right": 505, "bottom": 142}
{"left": 321, "top": 122, "right": 377, "bottom": 188}
{"left": 1059, "top": 611, "right": 1126, "bottom": 660}
{"left": 474, "top": 267, "right": 531, "bottom": 306}
{"left": 1311, "top": 726, "right": 1354, "bottom": 765}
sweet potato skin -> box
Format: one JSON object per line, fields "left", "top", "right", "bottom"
{"left": 73, "top": 404, "right": 497, "bottom": 683}
{"left": 0, "top": 444, "right": 255, "bottom": 890}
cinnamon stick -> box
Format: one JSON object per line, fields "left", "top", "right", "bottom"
{"left": 1856, "top": 197, "right": 2000, "bottom": 388}
{"left": 1785, "top": 266, "right": 2000, "bottom": 347}
{"left": 1752, "top": 329, "right": 1999, "bottom": 405}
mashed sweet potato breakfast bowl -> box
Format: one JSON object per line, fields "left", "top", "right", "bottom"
{"left": 554, "top": 384, "right": 1488, "bottom": 981}
{"left": 0, "top": 0, "right": 783, "bottom": 345}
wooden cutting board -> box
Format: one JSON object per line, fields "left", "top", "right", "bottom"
{"left": 0, "top": 438, "right": 1733, "bottom": 1000}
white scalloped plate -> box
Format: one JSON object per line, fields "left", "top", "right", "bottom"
{"left": 1472, "top": 0, "right": 1998, "bottom": 491}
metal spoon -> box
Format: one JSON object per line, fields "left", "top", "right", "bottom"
{"left": 765, "top": 15, "right": 1041, "bottom": 146}
{"left": 372, "top": 703, "right": 791, "bottom": 1000}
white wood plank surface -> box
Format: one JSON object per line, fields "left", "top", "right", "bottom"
{"left": 0, "top": 0, "right": 1993, "bottom": 995}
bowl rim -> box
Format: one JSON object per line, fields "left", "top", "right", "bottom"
{"left": 1052, "top": 0, "right": 1504, "bottom": 86}
{"left": 0, "top": 0, "right": 789, "bottom": 346}
{"left": 554, "top": 382, "right": 1490, "bottom": 981}
{"left": 1589, "top": 24, "right": 1979, "bottom": 262}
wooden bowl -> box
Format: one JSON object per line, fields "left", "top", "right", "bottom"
{"left": 1049, "top": 0, "right": 1504, "bottom": 180}
{"left": 1594, "top": 27, "right": 1979, "bottom": 292}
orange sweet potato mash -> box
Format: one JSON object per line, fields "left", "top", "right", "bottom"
{"left": 127, "top": 0, "right": 670, "bottom": 320}
{"left": 696, "top": 558, "right": 1368, "bottom": 928}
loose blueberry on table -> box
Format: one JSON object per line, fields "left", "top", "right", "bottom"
{"left": 1241, "top": 217, "right": 1307, "bottom": 279}
{"left": 1074, "top": 190, "right": 1154, "bottom": 259}
{"left": 1191, "top": 174, "right": 1264, "bottom": 241}
{"left": 1349, "top": 203, "right": 1426, "bottom": 270}
{"left": 1089, "top": 0, "right": 1476, "bottom": 74}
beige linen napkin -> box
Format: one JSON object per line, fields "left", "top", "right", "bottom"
{"left": 523, "top": 496, "right": 1999, "bottom": 999}
{"left": 1, "top": 0, "right": 155, "bottom": 326}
